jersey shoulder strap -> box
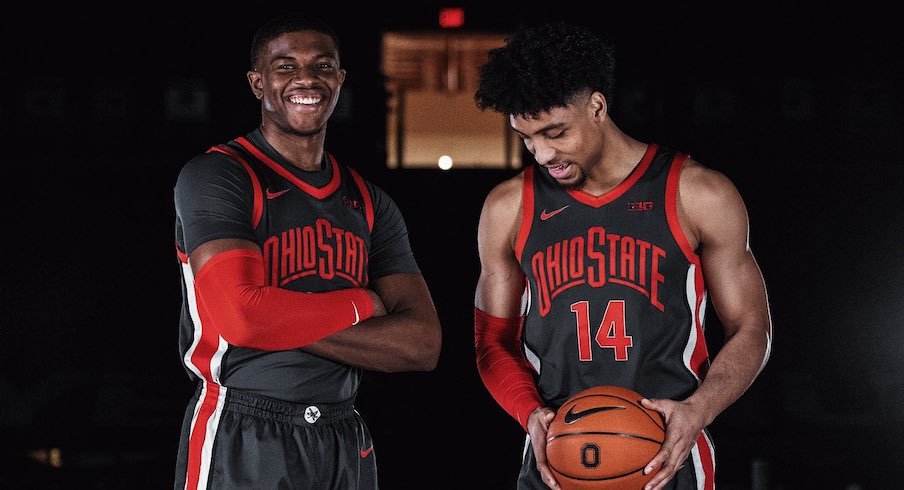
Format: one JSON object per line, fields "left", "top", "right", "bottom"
{"left": 205, "top": 142, "right": 264, "bottom": 229}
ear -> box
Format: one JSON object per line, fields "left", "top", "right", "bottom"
{"left": 247, "top": 70, "right": 263, "bottom": 100}
{"left": 589, "top": 91, "right": 608, "bottom": 121}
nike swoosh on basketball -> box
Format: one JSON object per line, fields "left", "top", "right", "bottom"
{"left": 563, "top": 405, "right": 623, "bottom": 424}
{"left": 266, "top": 188, "right": 290, "bottom": 199}
{"left": 360, "top": 446, "right": 373, "bottom": 458}
{"left": 540, "top": 205, "right": 569, "bottom": 220}
{"left": 351, "top": 301, "right": 360, "bottom": 325}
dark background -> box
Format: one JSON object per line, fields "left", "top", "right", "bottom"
{"left": 2, "top": 3, "right": 902, "bottom": 489}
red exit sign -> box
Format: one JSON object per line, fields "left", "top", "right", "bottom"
{"left": 439, "top": 8, "right": 464, "bottom": 28}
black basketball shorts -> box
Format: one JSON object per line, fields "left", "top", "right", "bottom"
{"left": 175, "top": 385, "right": 377, "bottom": 489}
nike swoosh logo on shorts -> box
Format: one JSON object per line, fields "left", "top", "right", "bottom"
{"left": 266, "top": 188, "right": 290, "bottom": 199}
{"left": 352, "top": 301, "right": 360, "bottom": 325}
{"left": 360, "top": 446, "right": 373, "bottom": 458}
{"left": 540, "top": 205, "right": 569, "bottom": 220}
{"left": 563, "top": 405, "right": 623, "bottom": 424}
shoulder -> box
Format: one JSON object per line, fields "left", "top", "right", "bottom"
{"left": 338, "top": 159, "right": 388, "bottom": 197}
{"left": 178, "top": 148, "right": 247, "bottom": 181}
{"left": 678, "top": 157, "right": 745, "bottom": 209}
{"left": 353, "top": 172, "right": 397, "bottom": 208}
{"left": 477, "top": 170, "right": 527, "bottom": 250}
{"left": 174, "top": 148, "right": 254, "bottom": 199}
{"left": 345, "top": 170, "right": 408, "bottom": 225}
{"left": 677, "top": 156, "right": 749, "bottom": 244}
{"left": 482, "top": 170, "right": 526, "bottom": 216}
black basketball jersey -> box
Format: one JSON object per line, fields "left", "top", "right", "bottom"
{"left": 516, "top": 143, "right": 710, "bottom": 409}
{"left": 174, "top": 129, "right": 419, "bottom": 405}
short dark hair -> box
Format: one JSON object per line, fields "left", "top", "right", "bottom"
{"left": 249, "top": 12, "right": 340, "bottom": 70}
{"left": 475, "top": 21, "right": 616, "bottom": 117}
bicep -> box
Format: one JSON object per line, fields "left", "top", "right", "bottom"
{"left": 372, "top": 272, "right": 435, "bottom": 315}
{"left": 367, "top": 185, "right": 422, "bottom": 276}
{"left": 475, "top": 185, "right": 525, "bottom": 318}
{"left": 693, "top": 175, "right": 770, "bottom": 337}
{"left": 174, "top": 153, "right": 258, "bottom": 258}
{"left": 702, "top": 241, "right": 770, "bottom": 338}
{"left": 189, "top": 238, "right": 260, "bottom": 275}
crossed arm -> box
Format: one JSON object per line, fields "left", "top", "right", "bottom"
{"left": 190, "top": 237, "right": 442, "bottom": 373}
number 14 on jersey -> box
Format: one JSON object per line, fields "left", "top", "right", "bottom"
{"left": 570, "top": 300, "right": 633, "bottom": 361}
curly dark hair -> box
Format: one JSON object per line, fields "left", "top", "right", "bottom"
{"left": 250, "top": 12, "right": 340, "bottom": 70}
{"left": 475, "top": 21, "right": 616, "bottom": 117}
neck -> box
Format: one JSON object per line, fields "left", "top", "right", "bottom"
{"left": 260, "top": 124, "right": 327, "bottom": 171}
{"left": 581, "top": 126, "right": 648, "bottom": 196}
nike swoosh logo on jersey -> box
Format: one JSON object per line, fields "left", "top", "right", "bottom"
{"left": 563, "top": 405, "right": 623, "bottom": 424}
{"left": 266, "top": 188, "right": 290, "bottom": 199}
{"left": 352, "top": 301, "right": 360, "bottom": 325}
{"left": 540, "top": 205, "right": 569, "bottom": 220}
{"left": 360, "top": 446, "right": 373, "bottom": 458}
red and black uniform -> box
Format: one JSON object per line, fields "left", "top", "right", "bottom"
{"left": 515, "top": 144, "right": 715, "bottom": 489}
{"left": 173, "top": 129, "right": 419, "bottom": 489}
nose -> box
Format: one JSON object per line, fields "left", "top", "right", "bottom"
{"left": 532, "top": 140, "right": 556, "bottom": 165}
{"left": 291, "top": 66, "right": 318, "bottom": 86}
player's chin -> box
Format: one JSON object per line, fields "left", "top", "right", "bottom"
{"left": 556, "top": 173, "right": 585, "bottom": 191}
{"left": 287, "top": 119, "right": 328, "bottom": 137}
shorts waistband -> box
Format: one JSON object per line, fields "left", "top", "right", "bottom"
{"left": 217, "top": 386, "right": 356, "bottom": 425}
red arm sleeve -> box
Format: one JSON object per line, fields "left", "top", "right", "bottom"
{"left": 474, "top": 307, "right": 544, "bottom": 432}
{"left": 193, "top": 248, "right": 375, "bottom": 350}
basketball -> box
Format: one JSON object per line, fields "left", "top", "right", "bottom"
{"left": 546, "top": 385, "right": 665, "bottom": 490}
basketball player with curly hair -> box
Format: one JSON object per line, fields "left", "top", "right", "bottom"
{"left": 472, "top": 21, "right": 772, "bottom": 490}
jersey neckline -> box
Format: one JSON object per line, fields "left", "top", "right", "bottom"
{"left": 565, "top": 143, "right": 659, "bottom": 208}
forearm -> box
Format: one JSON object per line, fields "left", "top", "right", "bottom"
{"left": 194, "top": 248, "right": 375, "bottom": 350}
{"left": 302, "top": 273, "right": 442, "bottom": 372}
{"left": 302, "top": 307, "right": 441, "bottom": 372}
{"left": 475, "top": 308, "right": 544, "bottom": 431}
{"left": 685, "top": 327, "right": 770, "bottom": 425}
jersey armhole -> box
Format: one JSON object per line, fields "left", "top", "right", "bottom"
{"left": 665, "top": 153, "right": 699, "bottom": 264}
{"left": 514, "top": 166, "right": 534, "bottom": 263}
{"left": 175, "top": 236, "right": 188, "bottom": 264}
{"left": 347, "top": 166, "right": 375, "bottom": 232}
{"left": 207, "top": 144, "right": 264, "bottom": 229}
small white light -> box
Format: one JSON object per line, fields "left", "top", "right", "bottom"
{"left": 437, "top": 155, "right": 453, "bottom": 170}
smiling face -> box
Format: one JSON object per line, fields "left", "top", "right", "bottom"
{"left": 247, "top": 30, "right": 346, "bottom": 138}
{"left": 511, "top": 91, "right": 606, "bottom": 190}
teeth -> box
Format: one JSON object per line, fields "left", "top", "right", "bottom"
{"left": 289, "top": 95, "right": 321, "bottom": 105}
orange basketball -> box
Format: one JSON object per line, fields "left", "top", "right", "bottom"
{"left": 546, "top": 385, "right": 665, "bottom": 490}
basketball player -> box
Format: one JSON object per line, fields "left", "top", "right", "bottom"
{"left": 473, "top": 22, "right": 772, "bottom": 490}
{"left": 172, "top": 12, "right": 441, "bottom": 489}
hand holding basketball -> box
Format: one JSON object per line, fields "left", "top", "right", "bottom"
{"left": 546, "top": 385, "right": 665, "bottom": 490}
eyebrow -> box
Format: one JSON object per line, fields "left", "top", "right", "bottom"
{"left": 268, "top": 52, "right": 338, "bottom": 64}
{"left": 512, "top": 122, "right": 567, "bottom": 137}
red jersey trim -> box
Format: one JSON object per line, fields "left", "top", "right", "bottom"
{"left": 696, "top": 431, "right": 716, "bottom": 490}
{"left": 185, "top": 382, "right": 223, "bottom": 490}
{"left": 690, "top": 265, "right": 710, "bottom": 378}
{"left": 514, "top": 167, "right": 535, "bottom": 263}
{"left": 664, "top": 153, "right": 698, "bottom": 264}
{"left": 566, "top": 143, "right": 659, "bottom": 207}
{"left": 667, "top": 153, "right": 710, "bottom": 380}
{"left": 184, "top": 257, "right": 228, "bottom": 489}
{"left": 207, "top": 145, "right": 264, "bottom": 229}
{"left": 234, "top": 137, "right": 341, "bottom": 200}
{"left": 348, "top": 166, "right": 375, "bottom": 232}
{"left": 175, "top": 237, "right": 188, "bottom": 263}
